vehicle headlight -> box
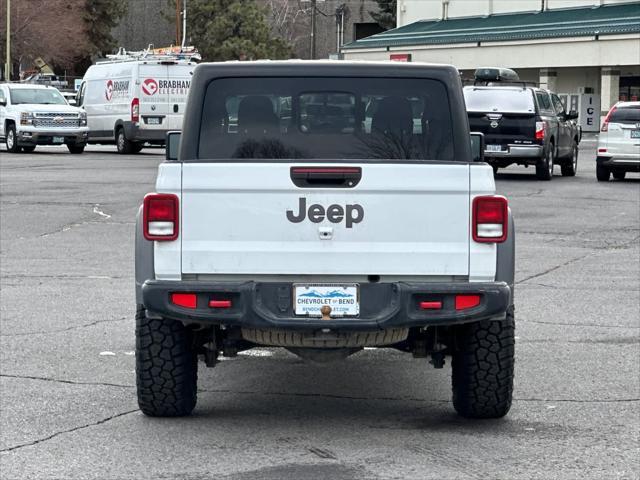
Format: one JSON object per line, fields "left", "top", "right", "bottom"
{"left": 20, "top": 112, "right": 34, "bottom": 125}
{"left": 79, "top": 111, "right": 87, "bottom": 126}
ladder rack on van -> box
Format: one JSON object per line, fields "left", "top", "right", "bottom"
{"left": 98, "top": 45, "right": 201, "bottom": 64}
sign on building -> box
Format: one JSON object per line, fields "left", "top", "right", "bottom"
{"left": 559, "top": 93, "right": 601, "bottom": 133}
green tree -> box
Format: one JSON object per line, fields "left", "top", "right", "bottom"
{"left": 181, "top": 0, "right": 292, "bottom": 61}
{"left": 370, "top": 0, "right": 397, "bottom": 30}
{"left": 84, "top": 0, "right": 128, "bottom": 57}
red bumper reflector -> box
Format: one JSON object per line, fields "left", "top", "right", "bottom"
{"left": 420, "top": 301, "right": 442, "bottom": 310}
{"left": 209, "top": 300, "right": 232, "bottom": 309}
{"left": 171, "top": 293, "right": 197, "bottom": 309}
{"left": 455, "top": 295, "right": 481, "bottom": 310}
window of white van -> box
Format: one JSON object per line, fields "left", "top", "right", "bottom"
{"left": 76, "top": 82, "right": 86, "bottom": 107}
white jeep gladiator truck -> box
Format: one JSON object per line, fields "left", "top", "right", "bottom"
{"left": 135, "top": 61, "right": 516, "bottom": 419}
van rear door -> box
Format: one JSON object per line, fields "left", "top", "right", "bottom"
{"left": 138, "top": 62, "right": 193, "bottom": 131}
{"left": 138, "top": 63, "right": 169, "bottom": 130}
{"left": 165, "top": 64, "right": 194, "bottom": 130}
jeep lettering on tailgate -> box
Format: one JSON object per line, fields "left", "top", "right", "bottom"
{"left": 286, "top": 197, "right": 364, "bottom": 228}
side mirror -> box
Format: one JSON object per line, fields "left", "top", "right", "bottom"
{"left": 470, "top": 132, "right": 485, "bottom": 163}
{"left": 566, "top": 110, "right": 579, "bottom": 120}
{"left": 0, "top": 99, "right": 6, "bottom": 107}
{"left": 165, "top": 131, "right": 181, "bottom": 161}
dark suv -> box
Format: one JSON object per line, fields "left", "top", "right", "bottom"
{"left": 464, "top": 71, "right": 581, "bottom": 180}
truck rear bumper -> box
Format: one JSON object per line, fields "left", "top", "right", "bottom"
{"left": 485, "top": 145, "right": 543, "bottom": 159}
{"left": 123, "top": 122, "right": 169, "bottom": 143}
{"left": 142, "top": 280, "right": 512, "bottom": 330}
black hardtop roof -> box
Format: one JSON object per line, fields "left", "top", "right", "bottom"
{"left": 192, "top": 60, "right": 460, "bottom": 80}
{"left": 179, "top": 60, "right": 471, "bottom": 162}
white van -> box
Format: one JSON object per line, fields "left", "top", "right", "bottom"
{"left": 77, "top": 53, "right": 196, "bottom": 154}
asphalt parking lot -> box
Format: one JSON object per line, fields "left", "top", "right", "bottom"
{"left": 1, "top": 138, "right": 638, "bottom": 480}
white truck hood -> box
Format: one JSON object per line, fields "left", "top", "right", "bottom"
{"left": 13, "top": 104, "right": 81, "bottom": 114}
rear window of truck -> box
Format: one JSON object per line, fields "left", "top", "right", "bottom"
{"left": 198, "top": 77, "right": 455, "bottom": 161}
{"left": 464, "top": 87, "right": 535, "bottom": 114}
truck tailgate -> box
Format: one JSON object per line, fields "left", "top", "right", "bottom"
{"left": 180, "top": 163, "right": 470, "bottom": 276}
{"left": 468, "top": 112, "right": 536, "bottom": 143}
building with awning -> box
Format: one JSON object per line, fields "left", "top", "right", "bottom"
{"left": 341, "top": 0, "right": 640, "bottom": 130}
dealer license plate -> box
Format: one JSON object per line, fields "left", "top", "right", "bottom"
{"left": 294, "top": 284, "right": 359, "bottom": 317}
{"left": 52, "top": 136, "right": 64, "bottom": 144}
{"left": 486, "top": 144, "right": 503, "bottom": 152}
{"left": 631, "top": 130, "right": 640, "bottom": 138}
{"left": 147, "top": 117, "right": 161, "bottom": 125}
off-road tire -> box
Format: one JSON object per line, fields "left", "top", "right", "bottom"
{"left": 67, "top": 143, "right": 85, "bottom": 154}
{"left": 136, "top": 306, "right": 198, "bottom": 417}
{"left": 451, "top": 309, "right": 515, "bottom": 419}
{"left": 22, "top": 146, "right": 36, "bottom": 153}
{"left": 116, "top": 128, "right": 135, "bottom": 154}
{"left": 596, "top": 165, "right": 611, "bottom": 182}
{"left": 612, "top": 171, "right": 626, "bottom": 180}
{"left": 561, "top": 142, "right": 578, "bottom": 177}
{"left": 5, "top": 124, "right": 21, "bottom": 153}
{"left": 131, "top": 143, "right": 144, "bottom": 154}
{"left": 535, "top": 145, "right": 554, "bottom": 181}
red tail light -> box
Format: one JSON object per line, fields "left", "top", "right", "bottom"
{"left": 455, "top": 295, "right": 481, "bottom": 310}
{"left": 143, "top": 193, "right": 179, "bottom": 241}
{"left": 131, "top": 97, "right": 140, "bottom": 123}
{"left": 472, "top": 195, "right": 508, "bottom": 243}
{"left": 535, "top": 121, "right": 545, "bottom": 140}
{"left": 171, "top": 293, "right": 197, "bottom": 309}
{"left": 601, "top": 105, "right": 616, "bottom": 132}
{"left": 419, "top": 301, "right": 442, "bottom": 310}
{"left": 209, "top": 300, "right": 232, "bottom": 308}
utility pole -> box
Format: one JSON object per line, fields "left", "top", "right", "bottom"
{"left": 176, "top": 0, "right": 181, "bottom": 46}
{"left": 181, "top": 0, "right": 187, "bottom": 49}
{"left": 5, "top": 0, "right": 10, "bottom": 81}
{"left": 310, "top": 0, "right": 317, "bottom": 60}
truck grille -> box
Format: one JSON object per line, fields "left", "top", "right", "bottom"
{"left": 33, "top": 113, "right": 80, "bottom": 128}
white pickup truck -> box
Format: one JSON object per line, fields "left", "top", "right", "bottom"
{"left": 135, "top": 61, "right": 516, "bottom": 420}
{"left": 0, "top": 83, "right": 88, "bottom": 153}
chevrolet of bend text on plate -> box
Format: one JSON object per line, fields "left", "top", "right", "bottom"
{"left": 134, "top": 61, "right": 516, "bottom": 420}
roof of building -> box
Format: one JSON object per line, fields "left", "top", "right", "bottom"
{"left": 342, "top": 2, "right": 640, "bottom": 50}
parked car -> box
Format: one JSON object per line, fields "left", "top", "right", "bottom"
{"left": 0, "top": 83, "right": 88, "bottom": 154}
{"left": 77, "top": 50, "right": 196, "bottom": 154}
{"left": 464, "top": 68, "right": 581, "bottom": 180}
{"left": 135, "top": 61, "right": 516, "bottom": 420}
{"left": 596, "top": 101, "right": 640, "bottom": 181}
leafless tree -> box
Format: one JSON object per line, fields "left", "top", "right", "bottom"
{"left": 0, "top": 0, "right": 89, "bottom": 77}
{"left": 264, "top": 0, "right": 312, "bottom": 58}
